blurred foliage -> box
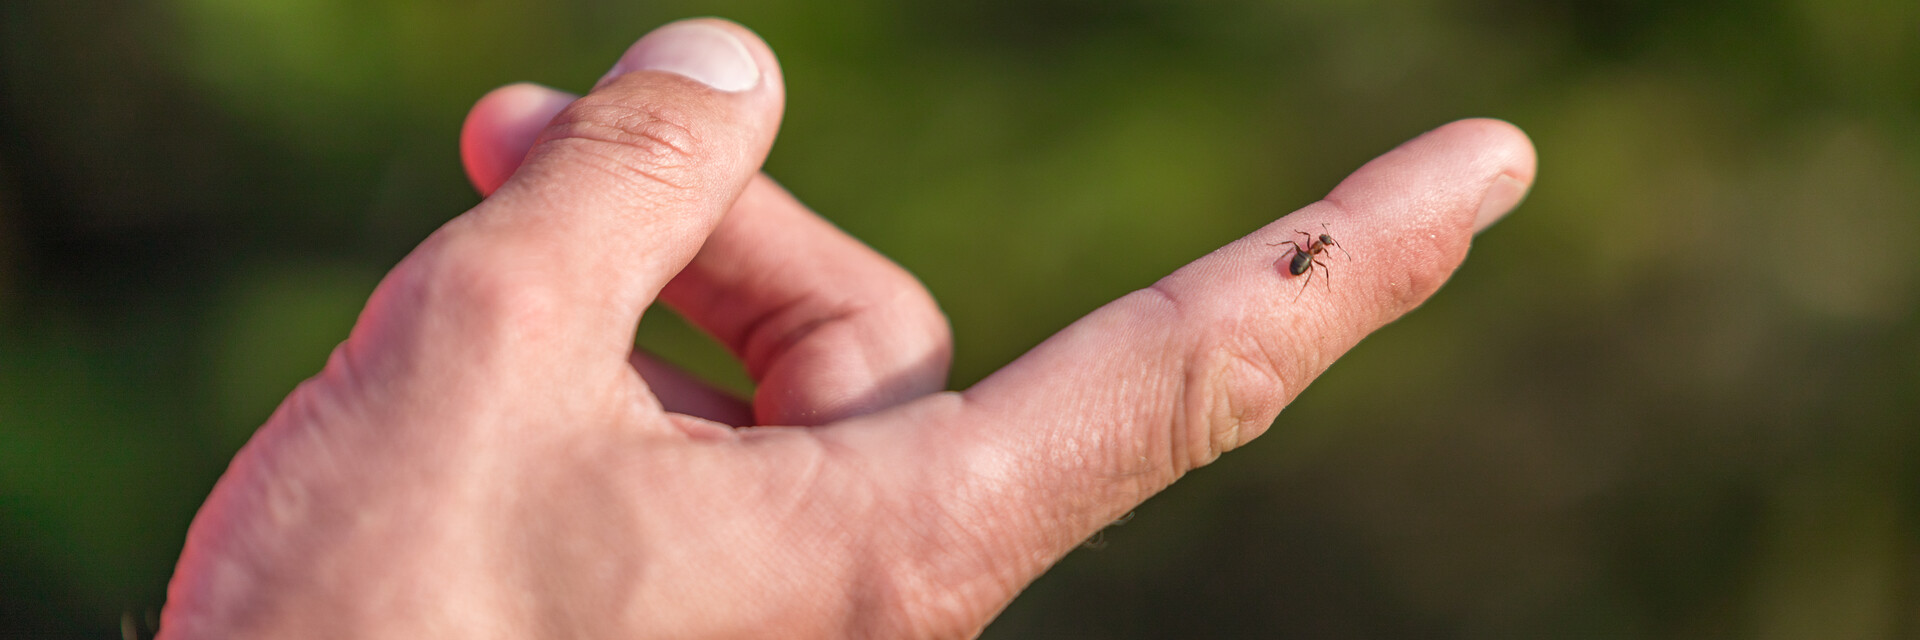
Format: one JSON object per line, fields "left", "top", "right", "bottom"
{"left": 3, "top": 0, "right": 1918, "bottom": 637}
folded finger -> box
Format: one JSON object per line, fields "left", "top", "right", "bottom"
{"left": 461, "top": 91, "right": 951, "bottom": 427}
{"left": 656, "top": 175, "right": 952, "bottom": 425}
{"left": 421, "top": 18, "right": 786, "bottom": 372}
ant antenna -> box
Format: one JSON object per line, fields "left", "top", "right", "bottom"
{"left": 1321, "top": 222, "right": 1352, "bottom": 259}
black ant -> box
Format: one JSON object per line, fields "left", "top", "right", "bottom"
{"left": 1269, "top": 223, "right": 1351, "bottom": 300}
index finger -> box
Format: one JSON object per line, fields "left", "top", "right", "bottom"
{"left": 859, "top": 119, "right": 1534, "bottom": 607}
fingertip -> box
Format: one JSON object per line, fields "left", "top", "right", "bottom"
{"left": 1430, "top": 118, "right": 1537, "bottom": 233}
{"left": 1474, "top": 173, "right": 1532, "bottom": 233}
{"left": 443, "top": 18, "right": 793, "bottom": 354}
{"left": 596, "top": 18, "right": 785, "bottom": 103}
{"left": 459, "top": 82, "right": 577, "bottom": 196}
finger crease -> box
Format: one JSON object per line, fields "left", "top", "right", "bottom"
{"left": 741, "top": 300, "right": 865, "bottom": 380}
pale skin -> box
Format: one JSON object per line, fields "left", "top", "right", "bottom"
{"left": 157, "top": 18, "right": 1536, "bottom": 640}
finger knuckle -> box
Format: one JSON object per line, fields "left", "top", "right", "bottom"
{"left": 536, "top": 95, "right": 708, "bottom": 193}
{"left": 1134, "top": 285, "right": 1292, "bottom": 475}
{"left": 1380, "top": 219, "right": 1471, "bottom": 313}
{"left": 395, "top": 232, "right": 567, "bottom": 351}
{"left": 1176, "top": 325, "right": 1291, "bottom": 468}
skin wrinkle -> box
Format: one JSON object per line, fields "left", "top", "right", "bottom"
{"left": 1192, "top": 322, "right": 1291, "bottom": 463}
{"left": 728, "top": 289, "right": 808, "bottom": 369}
{"left": 684, "top": 247, "right": 798, "bottom": 347}
{"left": 557, "top": 117, "right": 698, "bottom": 178}
{"left": 748, "top": 430, "right": 836, "bottom": 526}
{"left": 1130, "top": 279, "right": 1190, "bottom": 479}
{"left": 533, "top": 143, "right": 705, "bottom": 205}
{"left": 701, "top": 440, "right": 848, "bottom": 633}
{"left": 837, "top": 413, "right": 990, "bottom": 634}
{"left": 1130, "top": 357, "right": 1187, "bottom": 498}
{"left": 548, "top": 95, "right": 705, "bottom": 159}
{"left": 670, "top": 208, "right": 936, "bottom": 383}
{"left": 520, "top": 87, "right": 746, "bottom": 216}
{"left": 510, "top": 442, "right": 639, "bottom": 637}
{"left": 1076, "top": 347, "right": 1177, "bottom": 516}
{"left": 729, "top": 268, "right": 947, "bottom": 423}
{"left": 898, "top": 475, "right": 1030, "bottom": 637}
{"left": 1109, "top": 332, "right": 1181, "bottom": 490}
{"left": 747, "top": 297, "right": 863, "bottom": 380}
{"left": 1146, "top": 261, "right": 1293, "bottom": 476}
{"left": 1175, "top": 332, "right": 1235, "bottom": 470}
{"left": 845, "top": 441, "right": 938, "bottom": 633}
{"left": 830, "top": 437, "right": 958, "bottom": 636}
{"left": 874, "top": 397, "right": 1063, "bottom": 631}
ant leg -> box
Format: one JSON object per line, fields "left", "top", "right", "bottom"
{"left": 1316, "top": 257, "right": 1333, "bottom": 292}
{"left": 1292, "top": 262, "right": 1315, "bottom": 301}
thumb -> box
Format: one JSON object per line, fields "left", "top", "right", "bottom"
{"left": 429, "top": 19, "right": 784, "bottom": 358}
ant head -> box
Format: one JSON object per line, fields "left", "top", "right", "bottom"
{"left": 1318, "top": 223, "right": 1353, "bottom": 259}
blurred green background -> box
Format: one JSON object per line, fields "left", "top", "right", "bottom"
{"left": 3, "top": 0, "right": 1917, "bottom": 637}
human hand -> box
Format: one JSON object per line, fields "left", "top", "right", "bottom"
{"left": 159, "top": 18, "right": 1535, "bottom": 639}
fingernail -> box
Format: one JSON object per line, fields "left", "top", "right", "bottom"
{"left": 1473, "top": 173, "right": 1530, "bottom": 233}
{"left": 598, "top": 21, "right": 760, "bottom": 92}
